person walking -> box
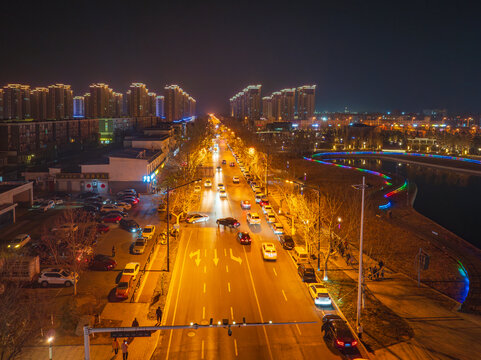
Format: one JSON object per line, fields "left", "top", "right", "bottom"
{"left": 378, "top": 260, "right": 384, "bottom": 269}
{"left": 156, "top": 306, "right": 163, "bottom": 323}
{"left": 121, "top": 340, "right": 129, "bottom": 360}
{"left": 112, "top": 338, "right": 119, "bottom": 356}
{"left": 132, "top": 318, "right": 139, "bottom": 327}
{"left": 112, "top": 245, "right": 116, "bottom": 257}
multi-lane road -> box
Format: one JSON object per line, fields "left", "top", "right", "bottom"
{"left": 154, "top": 139, "right": 349, "bottom": 359}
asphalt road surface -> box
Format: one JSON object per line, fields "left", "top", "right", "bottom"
{"left": 155, "top": 140, "right": 347, "bottom": 359}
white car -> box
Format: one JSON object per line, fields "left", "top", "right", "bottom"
{"left": 308, "top": 283, "right": 332, "bottom": 306}
{"left": 266, "top": 212, "right": 276, "bottom": 223}
{"left": 115, "top": 201, "right": 132, "bottom": 211}
{"left": 50, "top": 223, "right": 79, "bottom": 233}
{"left": 132, "top": 239, "right": 146, "bottom": 254}
{"left": 261, "top": 243, "right": 277, "bottom": 260}
{"left": 123, "top": 262, "right": 141, "bottom": 280}
{"left": 217, "top": 183, "right": 225, "bottom": 191}
{"left": 204, "top": 179, "right": 212, "bottom": 188}
{"left": 7, "top": 234, "right": 31, "bottom": 250}
{"left": 272, "top": 222, "right": 284, "bottom": 235}
{"left": 262, "top": 205, "right": 273, "bottom": 214}
{"left": 38, "top": 268, "right": 78, "bottom": 287}
{"left": 186, "top": 214, "right": 209, "bottom": 223}
{"left": 142, "top": 225, "right": 156, "bottom": 241}
{"left": 219, "top": 189, "right": 227, "bottom": 198}
{"left": 39, "top": 200, "right": 55, "bottom": 212}
{"left": 100, "top": 204, "right": 122, "bottom": 213}
{"left": 232, "top": 176, "right": 240, "bottom": 184}
{"left": 247, "top": 212, "right": 261, "bottom": 225}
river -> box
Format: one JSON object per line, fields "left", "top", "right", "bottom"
{"left": 334, "top": 158, "right": 481, "bottom": 250}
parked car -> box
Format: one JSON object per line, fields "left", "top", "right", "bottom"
{"left": 322, "top": 314, "right": 358, "bottom": 350}
{"left": 266, "top": 212, "right": 276, "bottom": 223}
{"left": 38, "top": 268, "right": 77, "bottom": 287}
{"left": 272, "top": 222, "right": 284, "bottom": 235}
{"left": 241, "top": 200, "right": 251, "bottom": 210}
{"left": 115, "top": 201, "right": 132, "bottom": 211}
{"left": 132, "top": 238, "right": 147, "bottom": 254}
{"left": 236, "top": 231, "right": 252, "bottom": 245}
{"left": 100, "top": 204, "right": 122, "bottom": 213}
{"left": 259, "top": 199, "right": 269, "bottom": 207}
{"left": 141, "top": 225, "right": 156, "bottom": 240}
{"left": 96, "top": 223, "right": 110, "bottom": 233}
{"left": 39, "top": 200, "right": 55, "bottom": 212}
{"left": 7, "top": 234, "right": 31, "bottom": 250}
{"left": 186, "top": 214, "right": 209, "bottom": 223}
{"left": 122, "top": 262, "right": 141, "bottom": 280}
{"left": 119, "top": 219, "right": 141, "bottom": 232}
{"left": 279, "top": 235, "right": 295, "bottom": 250}
{"left": 261, "top": 243, "right": 277, "bottom": 261}
{"left": 309, "top": 283, "right": 332, "bottom": 306}
{"left": 262, "top": 205, "right": 273, "bottom": 214}
{"left": 216, "top": 217, "right": 240, "bottom": 228}
{"left": 104, "top": 210, "right": 128, "bottom": 218}
{"left": 298, "top": 263, "right": 316, "bottom": 283}
{"left": 115, "top": 275, "right": 133, "bottom": 300}
{"left": 102, "top": 214, "right": 122, "bottom": 223}
{"left": 89, "top": 254, "right": 117, "bottom": 270}
{"left": 247, "top": 212, "right": 261, "bottom": 225}
{"left": 50, "top": 223, "right": 79, "bottom": 233}
{"left": 232, "top": 176, "right": 240, "bottom": 184}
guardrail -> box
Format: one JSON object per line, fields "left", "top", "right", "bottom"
{"left": 130, "top": 233, "right": 159, "bottom": 302}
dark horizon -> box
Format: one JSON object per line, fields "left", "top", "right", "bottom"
{"left": 1, "top": 0, "right": 480, "bottom": 114}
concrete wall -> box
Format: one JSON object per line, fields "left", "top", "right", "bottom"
{"left": 0, "top": 182, "right": 33, "bottom": 207}
{"left": 108, "top": 158, "right": 148, "bottom": 182}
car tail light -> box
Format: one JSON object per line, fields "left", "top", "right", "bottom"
{"left": 336, "top": 339, "right": 345, "bottom": 347}
{"left": 351, "top": 340, "right": 357, "bottom": 346}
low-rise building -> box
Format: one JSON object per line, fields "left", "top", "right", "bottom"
{"left": 0, "top": 181, "right": 33, "bottom": 228}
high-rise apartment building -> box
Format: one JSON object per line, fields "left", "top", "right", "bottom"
{"left": 73, "top": 96, "right": 85, "bottom": 118}
{"left": 31, "top": 87, "right": 49, "bottom": 120}
{"left": 0, "top": 89, "right": 3, "bottom": 119}
{"left": 128, "top": 83, "right": 149, "bottom": 117}
{"left": 271, "top": 92, "right": 282, "bottom": 121}
{"left": 89, "top": 83, "right": 114, "bottom": 118}
{"left": 148, "top": 92, "right": 157, "bottom": 116}
{"left": 280, "top": 88, "right": 296, "bottom": 121}
{"left": 112, "top": 92, "right": 123, "bottom": 117}
{"left": 156, "top": 96, "right": 164, "bottom": 118}
{"left": 164, "top": 85, "right": 196, "bottom": 122}
{"left": 297, "top": 85, "right": 316, "bottom": 120}
{"left": 2, "top": 84, "right": 31, "bottom": 120}
{"left": 229, "top": 85, "right": 262, "bottom": 125}
{"left": 83, "top": 93, "right": 91, "bottom": 118}
{"left": 262, "top": 96, "right": 273, "bottom": 120}
{"left": 47, "top": 84, "right": 73, "bottom": 120}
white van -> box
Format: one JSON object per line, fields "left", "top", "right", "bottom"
{"left": 292, "top": 246, "right": 309, "bottom": 264}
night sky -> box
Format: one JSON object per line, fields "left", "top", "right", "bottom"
{"left": 1, "top": 0, "right": 480, "bottom": 114}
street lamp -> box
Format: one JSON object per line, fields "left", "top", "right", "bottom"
{"left": 352, "top": 176, "right": 368, "bottom": 337}
{"left": 166, "top": 178, "right": 201, "bottom": 272}
{"left": 337, "top": 217, "right": 342, "bottom": 229}
{"left": 47, "top": 336, "right": 54, "bottom": 360}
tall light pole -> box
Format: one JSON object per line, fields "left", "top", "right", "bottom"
{"left": 352, "top": 176, "right": 368, "bottom": 337}
{"left": 47, "top": 336, "right": 54, "bottom": 360}
{"left": 166, "top": 178, "right": 201, "bottom": 272}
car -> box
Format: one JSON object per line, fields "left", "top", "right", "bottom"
{"left": 255, "top": 193, "right": 265, "bottom": 203}
{"left": 309, "top": 283, "right": 332, "bottom": 306}
{"left": 247, "top": 212, "right": 261, "bottom": 225}
{"left": 89, "top": 254, "right": 117, "bottom": 270}
{"left": 279, "top": 235, "right": 295, "bottom": 250}
{"left": 97, "top": 223, "right": 110, "bottom": 233}
{"left": 216, "top": 217, "right": 240, "bottom": 228}
{"left": 119, "top": 219, "right": 141, "bottom": 232}
{"left": 204, "top": 179, "right": 212, "bottom": 188}
{"left": 229, "top": 162, "right": 235, "bottom": 167}
{"left": 119, "top": 196, "right": 139, "bottom": 205}
{"left": 262, "top": 205, "right": 273, "bottom": 214}
{"left": 272, "top": 222, "right": 284, "bottom": 235}
{"left": 232, "top": 176, "right": 240, "bottom": 184}
{"left": 50, "top": 223, "right": 79, "bottom": 233}
{"left": 259, "top": 199, "right": 269, "bottom": 207}
{"left": 222, "top": 160, "right": 227, "bottom": 165}
{"left": 7, "top": 234, "right": 31, "bottom": 250}
{"left": 219, "top": 189, "right": 227, "bottom": 198}
{"left": 241, "top": 200, "right": 251, "bottom": 210}
{"left": 117, "top": 189, "right": 137, "bottom": 197}
{"left": 322, "top": 314, "right": 358, "bottom": 350}
{"left": 105, "top": 210, "right": 128, "bottom": 218}
{"left": 122, "top": 262, "right": 141, "bottom": 280}
{"left": 186, "top": 214, "right": 209, "bottom": 223}
{"left": 142, "top": 225, "right": 156, "bottom": 241}
{"left": 83, "top": 204, "right": 99, "bottom": 213}
{"left": 236, "top": 231, "right": 251, "bottom": 245}
{"left": 194, "top": 185, "right": 202, "bottom": 193}
{"left": 38, "top": 268, "right": 78, "bottom": 287}
{"left": 102, "top": 214, "right": 122, "bottom": 223}
{"left": 39, "top": 200, "right": 55, "bottom": 212}
{"left": 100, "top": 204, "right": 122, "bottom": 213}
{"left": 157, "top": 203, "right": 167, "bottom": 212}
{"left": 266, "top": 212, "right": 276, "bottom": 223}
{"left": 132, "top": 238, "right": 147, "bottom": 254}
{"left": 115, "top": 201, "right": 132, "bottom": 211}
{"left": 261, "top": 243, "right": 277, "bottom": 260}
{"left": 53, "top": 198, "right": 64, "bottom": 205}
{"left": 252, "top": 185, "right": 260, "bottom": 192}
{"left": 216, "top": 166, "right": 222, "bottom": 172}
{"left": 31, "top": 199, "right": 44, "bottom": 209}
{"left": 217, "top": 183, "right": 225, "bottom": 191}
{"left": 244, "top": 172, "right": 251, "bottom": 178}
{"left": 298, "top": 263, "right": 316, "bottom": 283}
{"left": 115, "top": 275, "right": 133, "bottom": 300}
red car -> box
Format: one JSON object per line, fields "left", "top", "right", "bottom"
{"left": 241, "top": 200, "right": 251, "bottom": 210}
{"left": 102, "top": 214, "right": 121, "bottom": 223}
{"left": 97, "top": 223, "right": 110, "bottom": 233}
{"left": 259, "top": 199, "right": 269, "bottom": 207}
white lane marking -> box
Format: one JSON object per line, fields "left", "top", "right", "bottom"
{"left": 231, "top": 306, "right": 234, "bottom": 320}
{"left": 295, "top": 324, "right": 302, "bottom": 335}
{"left": 213, "top": 248, "right": 219, "bottom": 266}
{"left": 201, "top": 340, "right": 205, "bottom": 359}
{"left": 234, "top": 339, "right": 238, "bottom": 357}
{"left": 204, "top": 249, "right": 207, "bottom": 257}
{"left": 203, "top": 283, "right": 206, "bottom": 294}
{"left": 189, "top": 249, "right": 201, "bottom": 266}
{"left": 224, "top": 248, "right": 227, "bottom": 257}
{"left": 243, "top": 246, "right": 274, "bottom": 360}
{"left": 166, "top": 232, "right": 193, "bottom": 360}
{"left": 203, "top": 306, "right": 205, "bottom": 319}
{"left": 228, "top": 282, "right": 231, "bottom": 292}
{"left": 230, "top": 248, "right": 242, "bottom": 264}
{"left": 226, "top": 265, "right": 229, "bottom": 273}
{"left": 282, "top": 289, "right": 288, "bottom": 301}
{"left": 204, "top": 265, "right": 207, "bottom": 273}
{"left": 273, "top": 268, "right": 277, "bottom": 276}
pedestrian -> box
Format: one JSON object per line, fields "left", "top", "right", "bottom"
{"left": 378, "top": 260, "right": 384, "bottom": 269}
{"left": 112, "top": 338, "right": 119, "bottom": 355}
{"left": 346, "top": 252, "right": 351, "bottom": 265}
{"left": 132, "top": 318, "right": 139, "bottom": 327}
{"left": 380, "top": 267, "right": 385, "bottom": 279}
{"left": 112, "top": 245, "right": 116, "bottom": 257}
{"left": 372, "top": 266, "right": 378, "bottom": 280}
{"left": 121, "top": 340, "right": 129, "bottom": 360}
{"left": 156, "top": 306, "right": 163, "bottom": 323}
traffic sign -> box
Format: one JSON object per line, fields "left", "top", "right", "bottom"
{"left": 110, "top": 330, "right": 152, "bottom": 338}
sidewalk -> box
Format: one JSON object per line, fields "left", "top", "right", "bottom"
{"left": 268, "top": 189, "right": 481, "bottom": 360}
